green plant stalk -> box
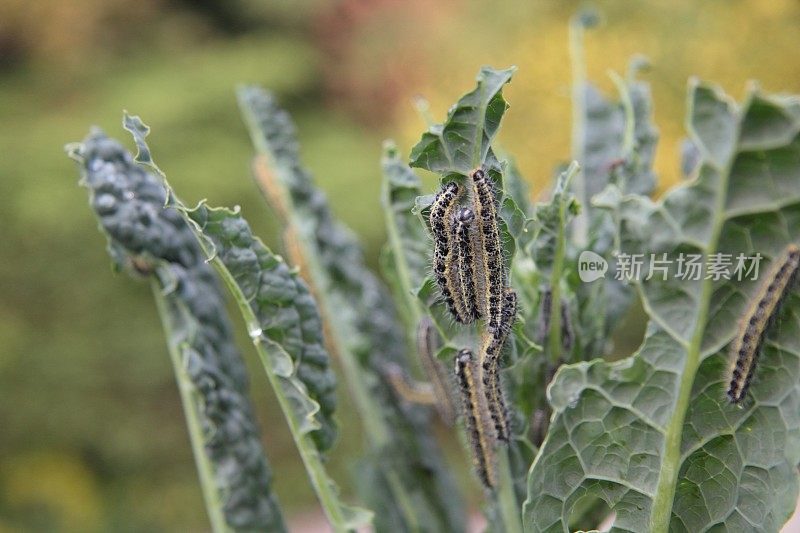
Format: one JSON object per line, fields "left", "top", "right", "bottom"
{"left": 647, "top": 119, "right": 737, "bottom": 533}
{"left": 609, "top": 70, "right": 636, "bottom": 157}
{"left": 475, "top": 312, "right": 523, "bottom": 532}
{"left": 647, "top": 267, "right": 706, "bottom": 532}
{"left": 569, "top": 15, "right": 589, "bottom": 248}
{"left": 381, "top": 174, "right": 428, "bottom": 379}
{"left": 412, "top": 95, "right": 436, "bottom": 128}
{"left": 281, "top": 223, "right": 421, "bottom": 530}
{"left": 239, "top": 106, "right": 419, "bottom": 528}
{"left": 547, "top": 163, "right": 580, "bottom": 365}
{"left": 496, "top": 448, "right": 524, "bottom": 533}
{"left": 547, "top": 254, "right": 564, "bottom": 366}
{"left": 385, "top": 470, "right": 420, "bottom": 532}
{"left": 206, "top": 250, "right": 355, "bottom": 533}
{"left": 151, "top": 281, "right": 231, "bottom": 533}
{"left": 382, "top": 179, "right": 425, "bottom": 328}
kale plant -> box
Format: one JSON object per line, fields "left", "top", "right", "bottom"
{"left": 69, "top": 18, "right": 800, "bottom": 533}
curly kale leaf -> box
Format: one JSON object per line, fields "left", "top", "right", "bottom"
{"left": 238, "top": 87, "right": 465, "bottom": 533}
{"left": 68, "top": 130, "right": 286, "bottom": 532}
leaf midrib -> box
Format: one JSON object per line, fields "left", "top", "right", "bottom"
{"left": 472, "top": 82, "right": 489, "bottom": 169}
{"left": 382, "top": 170, "right": 424, "bottom": 326}
{"left": 648, "top": 97, "right": 740, "bottom": 532}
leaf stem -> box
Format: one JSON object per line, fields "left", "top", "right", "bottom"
{"left": 209, "top": 254, "right": 360, "bottom": 533}
{"left": 413, "top": 95, "right": 436, "bottom": 128}
{"left": 609, "top": 70, "right": 636, "bottom": 157}
{"left": 648, "top": 91, "right": 737, "bottom": 532}
{"left": 569, "top": 14, "right": 589, "bottom": 248}
{"left": 548, "top": 163, "right": 581, "bottom": 365}
{"left": 150, "top": 281, "right": 231, "bottom": 533}
{"left": 238, "top": 99, "right": 419, "bottom": 528}
{"left": 495, "top": 448, "right": 523, "bottom": 533}
{"left": 382, "top": 166, "right": 424, "bottom": 327}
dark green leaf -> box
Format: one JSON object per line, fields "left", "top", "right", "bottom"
{"left": 120, "top": 113, "right": 372, "bottom": 531}
{"left": 67, "top": 130, "right": 286, "bottom": 532}
{"left": 184, "top": 203, "right": 338, "bottom": 451}
{"left": 238, "top": 86, "right": 466, "bottom": 533}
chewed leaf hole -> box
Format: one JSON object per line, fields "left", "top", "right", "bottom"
{"left": 568, "top": 494, "right": 614, "bottom": 532}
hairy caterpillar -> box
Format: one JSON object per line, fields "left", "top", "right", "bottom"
{"left": 728, "top": 244, "right": 800, "bottom": 404}
{"left": 451, "top": 207, "right": 481, "bottom": 323}
{"left": 481, "top": 288, "right": 518, "bottom": 442}
{"left": 385, "top": 362, "right": 437, "bottom": 405}
{"left": 455, "top": 349, "right": 496, "bottom": 488}
{"left": 417, "top": 317, "right": 456, "bottom": 425}
{"left": 536, "top": 288, "right": 574, "bottom": 356}
{"left": 470, "top": 168, "right": 505, "bottom": 331}
{"left": 430, "top": 182, "right": 465, "bottom": 321}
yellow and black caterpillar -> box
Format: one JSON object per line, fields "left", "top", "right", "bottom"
{"left": 455, "top": 348, "right": 497, "bottom": 488}
{"left": 728, "top": 244, "right": 800, "bottom": 404}
{"left": 470, "top": 168, "right": 505, "bottom": 332}
{"left": 429, "top": 167, "right": 518, "bottom": 487}
{"left": 429, "top": 168, "right": 510, "bottom": 328}
{"left": 430, "top": 182, "right": 467, "bottom": 322}
{"left": 481, "top": 288, "right": 517, "bottom": 442}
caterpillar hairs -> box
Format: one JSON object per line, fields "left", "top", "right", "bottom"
{"left": 455, "top": 349, "right": 497, "bottom": 488}
{"left": 481, "top": 288, "right": 518, "bottom": 442}
{"left": 451, "top": 207, "right": 481, "bottom": 323}
{"left": 417, "top": 317, "right": 457, "bottom": 425}
{"left": 470, "top": 168, "right": 505, "bottom": 332}
{"left": 727, "top": 244, "right": 800, "bottom": 404}
{"left": 536, "top": 288, "right": 573, "bottom": 357}
{"left": 430, "top": 182, "right": 465, "bottom": 321}
{"left": 385, "top": 362, "right": 437, "bottom": 405}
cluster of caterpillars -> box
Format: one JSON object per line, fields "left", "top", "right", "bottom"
{"left": 430, "top": 168, "right": 518, "bottom": 489}
{"left": 727, "top": 244, "right": 800, "bottom": 404}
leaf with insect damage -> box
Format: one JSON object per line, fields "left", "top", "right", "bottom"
{"left": 119, "top": 113, "right": 373, "bottom": 532}
{"left": 237, "top": 86, "right": 465, "bottom": 533}
{"left": 68, "top": 130, "right": 286, "bottom": 532}
{"left": 409, "top": 67, "right": 537, "bottom": 511}
{"left": 525, "top": 82, "right": 800, "bottom": 533}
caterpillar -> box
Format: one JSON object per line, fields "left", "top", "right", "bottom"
{"left": 455, "top": 348, "right": 497, "bottom": 489}
{"left": 417, "top": 317, "right": 456, "bottom": 425}
{"left": 470, "top": 168, "right": 505, "bottom": 332}
{"left": 450, "top": 207, "right": 481, "bottom": 323}
{"left": 430, "top": 182, "right": 465, "bottom": 321}
{"left": 727, "top": 244, "right": 800, "bottom": 404}
{"left": 481, "top": 288, "right": 518, "bottom": 442}
{"left": 385, "top": 362, "right": 437, "bottom": 405}
{"left": 536, "top": 288, "right": 574, "bottom": 357}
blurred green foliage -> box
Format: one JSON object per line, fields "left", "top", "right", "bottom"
{"left": 2, "top": 0, "right": 800, "bottom": 530}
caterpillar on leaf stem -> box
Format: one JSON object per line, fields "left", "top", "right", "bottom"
{"left": 481, "top": 288, "right": 518, "bottom": 442}
{"left": 470, "top": 168, "right": 505, "bottom": 331}
{"left": 455, "top": 349, "right": 497, "bottom": 489}
{"left": 451, "top": 206, "right": 481, "bottom": 323}
{"left": 416, "top": 318, "right": 457, "bottom": 426}
{"left": 430, "top": 182, "right": 465, "bottom": 322}
{"left": 385, "top": 362, "right": 437, "bottom": 405}
{"left": 728, "top": 244, "right": 800, "bottom": 404}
